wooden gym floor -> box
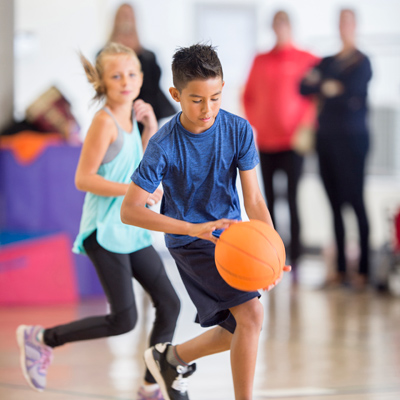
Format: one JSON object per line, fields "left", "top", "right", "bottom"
{"left": 1, "top": 251, "right": 400, "bottom": 400}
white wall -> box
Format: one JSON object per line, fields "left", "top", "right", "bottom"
{"left": 13, "top": 0, "right": 400, "bottom": 250}
{"left": 15, "top": 0, "right": 114, "bottom": 131}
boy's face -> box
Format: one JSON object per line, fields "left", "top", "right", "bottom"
{"left": 169, "top": 77, "right": 224, "bottom": 134}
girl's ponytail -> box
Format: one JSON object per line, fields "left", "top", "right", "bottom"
{"left": 80, "top": 53, "right": 105, "bottom": 101}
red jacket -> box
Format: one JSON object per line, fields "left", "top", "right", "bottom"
{"left": 243, "top": 44, "right": 320, "bottom": 152}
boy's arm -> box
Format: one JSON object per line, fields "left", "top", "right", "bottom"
{"left": 239, "top": 167, "right": 291, "bottom": 288}
{"left": 239, "top": 168, "right": 274, "bottom": 227}
{"left": 121, "top": 182, "right": 235, "bottom": 244}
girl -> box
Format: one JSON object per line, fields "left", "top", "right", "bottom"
{"left": 16, "top": 43, "right": 180, "bottom": 400}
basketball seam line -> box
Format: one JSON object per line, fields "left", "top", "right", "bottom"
{"left": 216, "top": 238, "right": 277, "bottom": 275}
{"left": 232, "top": 224, "right": 283, "bottom": 267}
{"left": 246, "top": 225, "right": 282, "bottom": 267}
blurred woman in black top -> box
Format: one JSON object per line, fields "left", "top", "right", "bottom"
{"left": 300, "top": 9, "right": 372, "bottom": 290}
{"left": 108, "top": 3, "right": 176, "bottom": 126}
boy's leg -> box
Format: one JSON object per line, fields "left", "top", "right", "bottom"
{"left": 157, "top": 298, "right": 263, "bottom": 400}
{"left": 174, "top": 325, "right": 232, "bottom": 363}
{"left": 229, "top": 298, "right": 264, "bottom": 400}
{"left": 156, "top": 241, "right": 262, "bottom": 399}
{"left": 144, "top": 327, "right": 231, "bottom": 400}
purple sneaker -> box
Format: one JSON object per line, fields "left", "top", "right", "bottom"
{"left": 137, "top": 385, "right": 165, "bottom": 400}
{"left": 16, "top": 325, "right": 53, "bottom": 392}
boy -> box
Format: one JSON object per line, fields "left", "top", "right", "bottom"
{"left": 121, "top": 44, "right": 290, "bottom": 400}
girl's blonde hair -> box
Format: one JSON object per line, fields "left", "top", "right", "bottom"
{"left": 80, "top": 42, "right": 141, "bottom": 101}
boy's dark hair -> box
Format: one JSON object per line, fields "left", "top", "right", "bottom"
{"left": 172, "top": 44, "right": 223, "bottom": 91}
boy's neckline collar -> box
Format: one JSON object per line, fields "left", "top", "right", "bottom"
{"left": 176, "top": 111, "right": 220, "bottom": 137}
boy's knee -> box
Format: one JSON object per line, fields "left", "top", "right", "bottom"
{"left": 233, "top": 299, "right": 264, "bottom": 331}
{"left": 249, "top": 299, "right": 264, "bottom": 328}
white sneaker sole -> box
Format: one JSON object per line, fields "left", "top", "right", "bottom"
{"left": 16, "top": 325, "right": 43, "bottom": 392}
{"left": 144, "top": 347, "right": 171, "bottom": 400}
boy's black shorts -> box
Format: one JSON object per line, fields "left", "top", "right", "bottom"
{"left": 169, "top": 239, "right": 260, "bottom": 334}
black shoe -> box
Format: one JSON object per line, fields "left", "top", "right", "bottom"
{"left": 144, "top": 343, "right": 196, "bottom": 400}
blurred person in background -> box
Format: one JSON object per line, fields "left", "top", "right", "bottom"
{"left": 300, "top": 8, "right": 372, "bottom": 290}
{"left": 108, "top": 3, "right": 176, "bottom": 129}
{"left": 243, "top": 10, "right": 319, "bottom": 283}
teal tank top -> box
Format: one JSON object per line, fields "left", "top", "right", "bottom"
{"left": 73, "top": 107, "right": 152, "bottom": 255}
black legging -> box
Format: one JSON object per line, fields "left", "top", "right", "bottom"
{"left": 259, "top": 150, "right": 304, "bottom": 264}
{"left": 43, "top": 231, "right": 180, "bottom": 383}
{"left": 316, "top": 133, "right": 370, "bottom": 276}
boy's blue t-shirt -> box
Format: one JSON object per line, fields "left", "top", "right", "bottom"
{"left": 131, "top": 109, "right": 259, "bottom": 248}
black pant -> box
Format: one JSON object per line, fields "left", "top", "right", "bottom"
{"left": 316, "top": 133, "right": 370, "bottom": 276}
{"left": 44, "top": 231, "right": 180, "bottom": 383}
{"left": 259, "top": 150, "right": 304, "bottom": 264}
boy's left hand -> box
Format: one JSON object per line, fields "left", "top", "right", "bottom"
{"left": 263, "top": 265, "right": 292, "bottom": 291}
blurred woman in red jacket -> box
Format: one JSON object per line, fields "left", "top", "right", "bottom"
{"left": 243, "top": 10, "right": 319, "bottom": 281}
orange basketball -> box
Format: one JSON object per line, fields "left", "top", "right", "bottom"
{"left": 215, "top": 220, "right": 286, "bottom": 291}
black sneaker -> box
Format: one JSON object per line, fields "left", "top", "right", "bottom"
{"left": 144, "top": 343, "right": 196, "bottom": 400}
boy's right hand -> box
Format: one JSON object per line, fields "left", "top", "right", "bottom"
{"left": 263, "top": 265, "right": 292, "bottom": 291}
{"left": 189, "top": 219, "right": 237, "bottom": 244}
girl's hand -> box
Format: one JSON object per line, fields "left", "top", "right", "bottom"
{"left": 133, "top": 99, "right": 157, "bottom": 131}
{"left": 189, "top": 219, "right": 238, "bottom": 244}
{"left": 146, "top": 187, "right": 163, "bottom": 207}
{"left": 263, "top": 265, "right": 292, "bottom": 291}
